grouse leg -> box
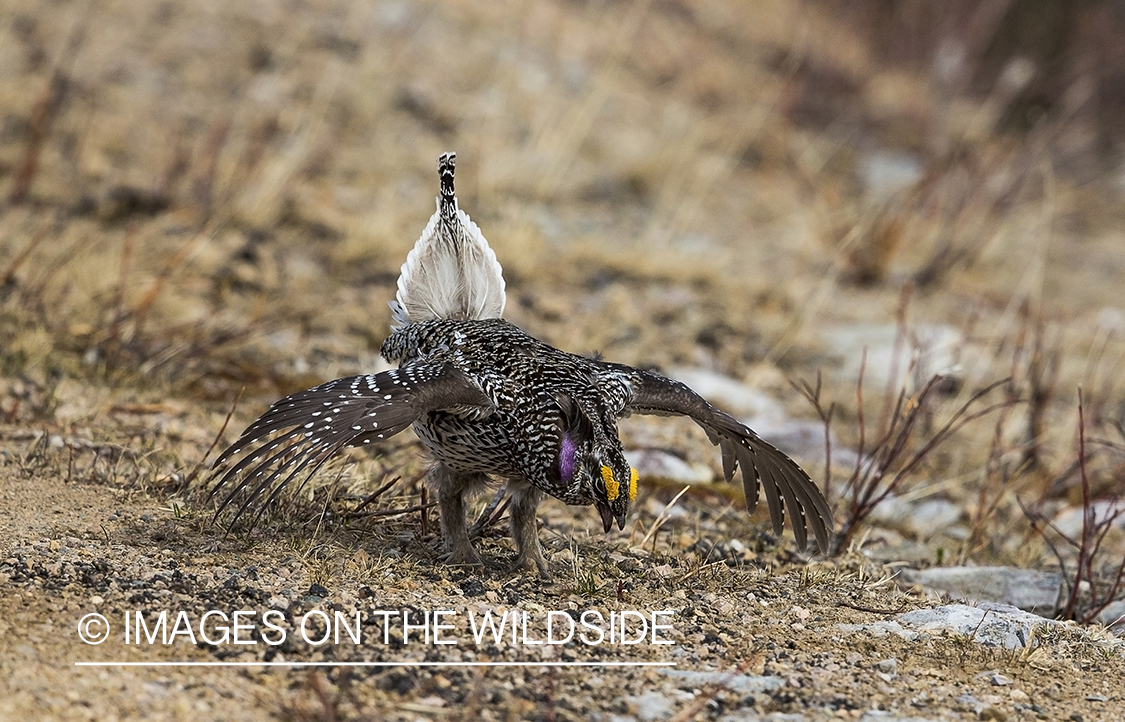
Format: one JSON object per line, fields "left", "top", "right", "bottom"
{"left": 429, "top": 464, "right": 488, "bottom": 567}
{"left": 508, "top": 480, "right": 550, "bottom": 579}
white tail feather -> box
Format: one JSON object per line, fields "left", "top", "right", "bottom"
{"left": 391, "top": 153, "right": 506, "bottom": 329}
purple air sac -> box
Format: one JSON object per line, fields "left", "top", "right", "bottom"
{"left": 559, "top": 433, "right": 577, "bottom": 481}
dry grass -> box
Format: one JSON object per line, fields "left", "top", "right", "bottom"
{"left": 1, "top": 0, "right": 1124, "bottom": 643}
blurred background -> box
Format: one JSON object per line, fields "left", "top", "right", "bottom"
{"left": 2, "top": 0, "right": 1124, "bottom": 574}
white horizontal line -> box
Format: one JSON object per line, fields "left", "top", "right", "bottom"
{"left": 74, "top": 661, "right": 676, "bottom": 668}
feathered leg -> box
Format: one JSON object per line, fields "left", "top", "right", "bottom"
{"left": 508, "top": 480, "right": 550, "bottom": 579}
{"left": 429, "top": 464, "right": 489, "bottom": 567}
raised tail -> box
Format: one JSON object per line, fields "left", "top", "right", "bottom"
{"left": 390, "top": 152, "right": 506, "bottom": 329}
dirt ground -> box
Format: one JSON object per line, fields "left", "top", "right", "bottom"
{"left": 2, "top": 448, "right": 1123, "bottom": 721}
{"left": 2, "top": 0, "right": 1124, "bottom": 720}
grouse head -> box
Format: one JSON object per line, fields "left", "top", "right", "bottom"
{"left": 554, "top": 393, "right": 636, "bottom": 532}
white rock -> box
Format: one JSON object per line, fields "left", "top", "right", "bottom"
{"left": 667, "top": 367, "right": 785, "bottom": 419}
{"left": 859, "top": 713, "right": 946, "bottom": 722}
{"left": 625, "top": 449, "right": 713, "bottom": 485}
{"left": 1096, "top": 306, "right": 1125, "bottom": 334}
{"left": 824, "top": 323, "right": 965, "bottom": 391}
{"left": 743, "top": 415, "right": 859, "bottom": 469}
{"left": 1097, "top": 600, "right": 1125, "bottom": 630}
{"left": 896, "top": 602, "right": 1061, "bottom": 649}
{"left": 661, "top": 367, "right": 861, "bottom": 469}
{"left": 869, "top": 496, "right": 962, "bottom": 539}
{"left": 910, "top": 499, "right": 963, "bottom": 538}
{"left": 859, "top": 150, "right": 924, "bottom": 203}
{"left": 898, "top": 566, "right": 1062, "bottom": 615}
{"left": 1052, "top": 500, "right": 1125, "bottom": 540}
{"left": 626, "top": 691, "right": 675, "bottom": 721}
{"left": 660, "top": 669, "right": 785, "bottom": 694}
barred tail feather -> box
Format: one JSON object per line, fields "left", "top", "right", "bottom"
{"left": 391, "top": 152, "right": 506, "bottom": 329}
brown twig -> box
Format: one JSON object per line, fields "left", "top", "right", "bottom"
{"left": 835, "top": 371, "right": 1011, "bottom": 553}
{"left": 879, "top": 282, "right": 914, "bottom": 435}
{"left": 130, "top": 223, "right": 217, "bottom": 341}
{"left": 181, "top": 390, "right": 243, "bottom": 491}
{"left": 0, "top": 225, "right": 50, "bottom": 290}
{"left": 22, "top": 230, "right": 95, "bottom": 313}
{"left": 8, "top": 15, "right": 86, "bottom": 204}
{"left": 1024, "top": 312, "right": 1060, "bottom": 468}
{"left": 792, "top": 370, "right": 837, "bottom": 501}
{"left": 349, "top": 476, "right": 402, "bottom": 516}
{"left": 1063, "top": 388, "right": 1094, "bottom": 620}
{"left": 346, "top": 502, "right": 438, "bottom": 520}
{"left": 103, "top": 223, "right": 137, "bottom": 369}
{"left": 1020, "top": 389, "right": 1125, "bottom": 623}
{"left": 190, "top": 119, "right": 231, "bottom": 219}
{"left": 838, "top": 600, "right": 911, "bottom": 615}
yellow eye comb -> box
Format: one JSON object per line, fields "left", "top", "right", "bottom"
{"left": 601, "top": 466, "right": 639, "bottom": 502}
{"left": 600, "top": 465, "right": 620, "bottom": 501}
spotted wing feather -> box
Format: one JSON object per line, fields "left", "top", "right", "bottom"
{"left": 617, "top": 366, "right": 833, "bottom": 553}
{"left": 209, "top": 364, "right": 491, "bottom": 529}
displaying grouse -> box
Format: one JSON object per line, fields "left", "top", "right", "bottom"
{"left": 210, "top": 152, "right": 833, "bottom": 578}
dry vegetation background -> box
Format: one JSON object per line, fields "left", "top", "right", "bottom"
{"left": 2, "top": 0, "right": 1125, "bottom": 719}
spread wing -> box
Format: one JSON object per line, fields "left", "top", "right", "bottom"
{"left": 615, "top": 366, "right": 833, "bottom": 553}
{"left": 209, "top": 363, "right": 491, "bottom": 529}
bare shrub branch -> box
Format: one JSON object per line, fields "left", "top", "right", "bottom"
{"left": 1020, "top": 389, "right": 1125, "bottom": 624}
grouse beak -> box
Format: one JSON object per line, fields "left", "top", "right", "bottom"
{"left": 615, "top": 511, "right": 627, "bottom": 531}
{"left": 596, "top": 500, "right": 614, "bottom": 534}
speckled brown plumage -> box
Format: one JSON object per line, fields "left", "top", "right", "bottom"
{"left": 210, "top": 153, "right": 834, "bottom": 578}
